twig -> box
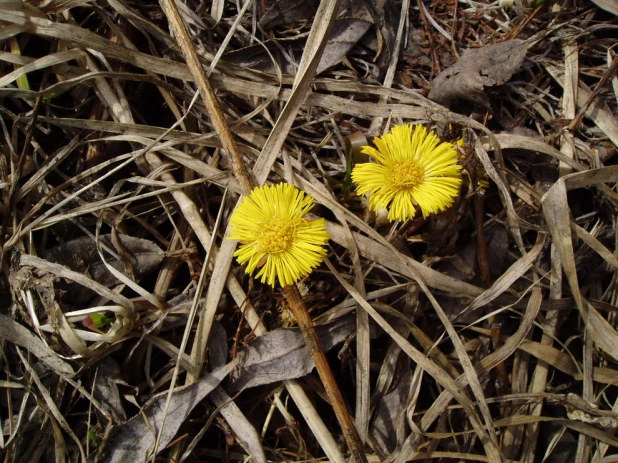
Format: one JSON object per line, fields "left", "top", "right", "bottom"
{"left": 417, "top": 0, "right": 441, "bottom": 75}
{"left": 473, "top": 183, "right": 491, "bottom": 287}
{"left": 568, "top": 57, "right": 618, "bottom": 131}
{"left": 160, "top": 0, "right": 255, "bottom": 195}
{"left": 283, "top": 284, "right": 368, "bottom": 463}
{"left": 160, "top": 4, "right": 366, "bottom": 463}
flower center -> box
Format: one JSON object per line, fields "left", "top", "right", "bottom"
{"left": 390, "top": 160, "right": 424, "bottom": 189}
{"left": 259, "top": 218, "right": 295, "bottom": 253}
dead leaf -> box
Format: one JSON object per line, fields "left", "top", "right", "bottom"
{"left": 370, "top": 369, "right": 412, "bottom": 455}
{"left": 98, "top": 360, "right": 237, "bottom": 463}
{"left": 42, "top": 234, "right": 163, "bottom": 304}
{"left": 207, "top": 323, "right": 267, "bottom": 463}
{"left": 258, "top": 0, "right": 320, "bottom": 29}
{"left": 590, "top": 0, "right": 618, "bottom": 16}
{"left": 93, "top": 358, "right": 127, "bottom": 425}
{"left": 317, "top": 17, "right": 373, "bottom": 73}
{"left": 230, "top": 316, "right": 355, "bottom": 391}
{"left": 226, "top": 0, "right": 379, "bottom": 74}
{"left": 428, "top": 39, "right": 530, "bottom": 107}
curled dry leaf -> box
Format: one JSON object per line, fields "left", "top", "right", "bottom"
{"left": 428, "top": 39, "right": 530, "bottom": 107}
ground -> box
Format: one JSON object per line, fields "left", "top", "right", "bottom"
{"left": 1, "top": 1, "right": 618, "bottom": 462}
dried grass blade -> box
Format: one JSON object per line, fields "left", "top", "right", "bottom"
{"left": 0, "top": 313, "right": 74, "bottom": 376}
{"left": 556, "top": 15, "right": 579, "bottom": 177}
{"left": 0, "top": 48, "right": 84, "bottom": 88}
{"left": 0, "top": 9, "right": 192, "bottom": 80}
{"left": 610, "top": 48, "right": 618, "bottom": 104}
{"left": 33, "top": 117, "right": 219, "bottom": 147}
{"left": 221, "top": 275, "right": 348, "bottom": 461}
{"left": 93, "top": 237, "right": 165, "bottom": 311}
{"left": 253, "top": 0, "right": 343, "bottom": 183}
{"left": 545, "top": 62, "right": 618, "bottom": 148}
{"left": 572, "top": 222, "right": 618, "bottom": 269}
{"left": 160, "top": 0, "right": 253, "bottom": 194}
{"left": 325, "top": 221, "right": 482, "bottom": 296}
{"left": 486, "top": 133, "right": 618, "bottom": 207}
{"left": 16, "top": 348, "right": 86, "bottom": 462}
{"left": 476, "top": 286, "right": 542, "bottom": 374}
{"left": 473, "top": 137, "right": 525, "bottom": 253}
{"left": 397, "top": 282, "right": 542, "bottom": 462}
{"left": 48, "top": 299, "right": 91, "bottom": 357}
{"left": 19, "top": 254, "right": 136, "bottom": 320}
{"left": 424, "top": 415, "right": 618, "bottom": 448}
{"left": 16, "top": 135, "right": 80, "bottom": 201}
{"left": 210, "top": 0, "right": 225, "bottom": 23}
{"left": 187, "top": 236, "right": 236, "bottom": 383}
{"left": 210, "top": 387, "right": 267, "bottom": 463}
{"left": 542, "top": 171, "right": 618, "bottom": 363}
{"left": 339, "top": 212, "right": 370, "bottom": 442}
{"left": 466, "top": 235, "right": 545, "bottom": 313}
{"left": 324, "top": 259, "right": 502, "bottom": 462}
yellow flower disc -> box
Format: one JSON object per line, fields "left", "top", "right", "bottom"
{"left": 228, "top": 183, "right": 330, "bottom": 287}
{"left": 351, "top": 124, "right": 463, "bottom": 222}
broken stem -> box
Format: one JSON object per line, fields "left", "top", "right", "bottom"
{"left": 283, "top": 284, "right": 367, "bottom": 463}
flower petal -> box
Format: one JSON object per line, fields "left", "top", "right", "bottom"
{"left": 352, "top": 124, "right": 463, "bottom": 221}
{"left": 228, "top": 184, "right": 330, "bottom": 287}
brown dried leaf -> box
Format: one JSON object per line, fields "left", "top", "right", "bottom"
{"left": 228, "top": 0, "right": 378, "bottom": 74}
{"left": 42, "top": 234, "right": 163, "bottom": 304}
{"left": 230, "top": 316, "right": 355, "bottom": 391}
{"left": 370, "top": 369, "right": 412, "bottom": 455}
{"left": 98, "top": 360, "right": 237, "bottom": 463}
{"left": 317, "top": 17, "right": 373, "bottom": 73}
{"left": 93, "top": 358, "right": 127, "bottom": 424}
{"left": 428, "top": 40, "right": 530, "bottom": 107}
{"left": 258, "top": 0, "right": 320, "bottom": 29}
{"left": 590, "top": 0, "right": 618, "bottom": 15}
{"left": 203, "top": 323, "right": 267, "bottom": 462}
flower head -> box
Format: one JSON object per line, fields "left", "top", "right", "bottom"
{"left": 228, "top": 183, "right": 330, "bottom": 287}
{"left": 351, "top": 124, "right": 463, "bottom": 222}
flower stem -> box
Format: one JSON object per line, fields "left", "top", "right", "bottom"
{"left": 283, "top": 284, "right": 367, "bottom": 463}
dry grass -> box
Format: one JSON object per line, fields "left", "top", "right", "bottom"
{"left": 1, "top": 0, "right": 618, "bottom": 462}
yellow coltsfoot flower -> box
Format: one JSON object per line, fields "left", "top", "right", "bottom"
{"left": 228, "top": 183, "right": 330, "bottom": 287}
{"left": 352, "top": 124, "right": 463, "bottom": 222}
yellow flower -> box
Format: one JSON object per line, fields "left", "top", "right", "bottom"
{"left": 352, "top": 124, "right": 463, "bottom": 222}
{"left": 228, "top": 183, "right": 330, "bottom": 287}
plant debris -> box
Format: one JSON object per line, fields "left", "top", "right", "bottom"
{"left": 1, "top": 1, "right": 618, "bottom": 462}
{"left": 428, "top": 39, "right": 531, "bottom": 106}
